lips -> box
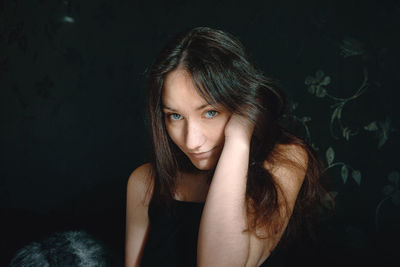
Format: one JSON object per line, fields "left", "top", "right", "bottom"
{"left": 188, "top": 148, "right": 214, "bottom": 160}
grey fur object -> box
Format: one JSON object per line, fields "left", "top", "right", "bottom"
{"left": 9, "top": 231, "right": 111, "bottom": 267}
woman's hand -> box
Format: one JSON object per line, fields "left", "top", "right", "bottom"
{"left": 224, "top": 114, "right": 255, "bottom": 144}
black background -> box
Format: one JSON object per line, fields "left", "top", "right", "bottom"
{"left": 1, "top": 0, "right": 399, "bottom": 266}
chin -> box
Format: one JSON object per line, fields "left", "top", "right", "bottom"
{"left": 190, "top": 159, "right": 216, "bottom": 171}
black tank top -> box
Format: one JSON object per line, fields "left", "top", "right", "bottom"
{"left": 140, "top": 199, "right": 292, "bottom": 267}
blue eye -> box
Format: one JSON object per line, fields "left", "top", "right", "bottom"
{"left": 169, "top": 113, "right": 182, "bottom": 121}
{"left": 205, "top": 110, "right": 218, "bottom": 119}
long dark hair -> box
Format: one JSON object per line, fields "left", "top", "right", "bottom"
{"left": 147, "top": 27, "right": 327, "bottom": 243}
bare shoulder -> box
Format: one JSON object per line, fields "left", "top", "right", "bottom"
{"left": 247, "top": 144, "right": 309, "bottom": 266}
{"left": 125, "top": 163, "right": 154, "bottom": 266}
{"left": 127, "top": 163, "right": 154, "bottom": 206}
{"left": 264, "top": 143, "right": 308, "bottom": 169}
{"left": 262, "top": 143, "right": 308, "bottom": 208}
{"left": 263, "top": 143, "right": 308, "bottom": 184}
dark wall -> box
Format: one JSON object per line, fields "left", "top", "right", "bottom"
{"left": 1, "top": 0, "right": 399, "bottom": 266}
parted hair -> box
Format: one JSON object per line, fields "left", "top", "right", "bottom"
{"left": 146, "top": 27, "right": 327, "bottom": 243}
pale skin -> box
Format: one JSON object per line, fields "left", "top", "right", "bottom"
{"left": 125, "top": 69, "right": 307, "bottom": 267}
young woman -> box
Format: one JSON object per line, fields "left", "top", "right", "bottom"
{"left": 125, "top": 27, "right": 326, "bottom": 267}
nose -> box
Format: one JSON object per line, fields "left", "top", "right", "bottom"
{"left": 185, "top": 120, "right": 206, "bottom": 151}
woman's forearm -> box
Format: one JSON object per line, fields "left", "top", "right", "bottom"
{"left": 197, "top": 138, "right": 251, "bottom": 267}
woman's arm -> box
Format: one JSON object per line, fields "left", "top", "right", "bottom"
{"left": 197, "top": 115, "right": 307, "bottom": 267}
{"left": 197, "top": 115, "right": 253, "bottom": 266}
{"left": 125, "top": 164, "right": 153, "bottom": 267}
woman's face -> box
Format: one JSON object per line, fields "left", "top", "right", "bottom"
{"left": 162, "top": 69, "right": 231, "bottom": 171}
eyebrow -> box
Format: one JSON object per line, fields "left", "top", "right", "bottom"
{"left": 162, "top": 103, "right": 212, "bottom": 112}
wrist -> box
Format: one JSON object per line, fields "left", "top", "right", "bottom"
{"left": 223, "top": 135, "right": 251, "bottom": 150}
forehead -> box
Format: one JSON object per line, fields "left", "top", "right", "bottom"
{"left": 162, "top": 69, "right": 209, "bottom": 109}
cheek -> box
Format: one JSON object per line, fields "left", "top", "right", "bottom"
{"left": 165, "top": 123, "right": 183, "bottom": 147}
{"left": 209, "top": 116, "right": 230, "bottom": 143}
